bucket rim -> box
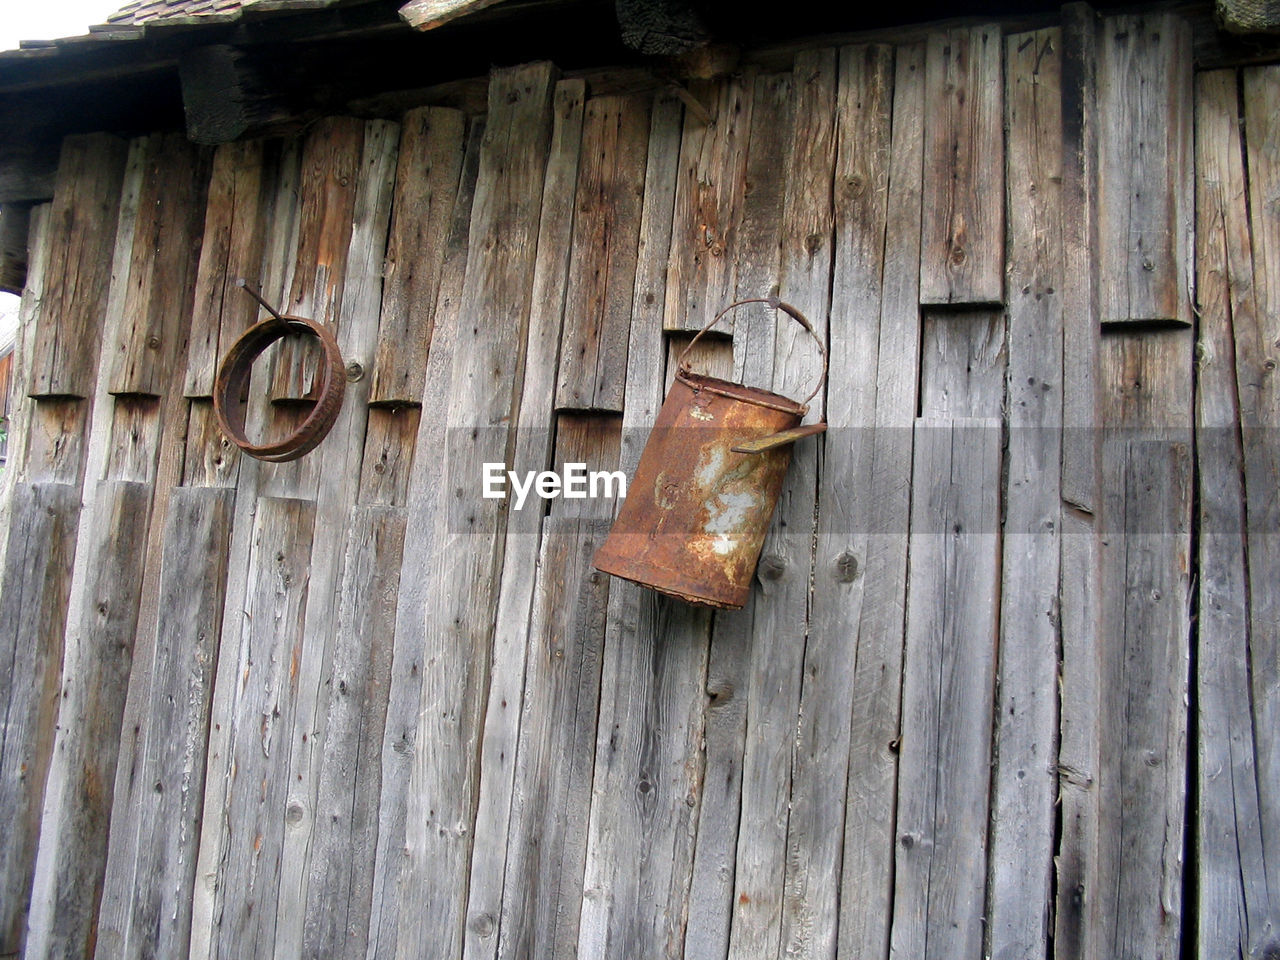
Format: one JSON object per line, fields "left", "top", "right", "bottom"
{"left": 674, "top": 369, "right": 809, "bottom": 416}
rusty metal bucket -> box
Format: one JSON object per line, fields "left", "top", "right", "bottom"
{"left": 593, "top": 297, "right": 827, "bottom": 609}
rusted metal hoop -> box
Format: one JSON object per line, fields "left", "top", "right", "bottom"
{"left": 213, "top": 315, "right": 346, "bottom": 463}
{"left": 676, "top": 296, "right": 829, "bottom": 408}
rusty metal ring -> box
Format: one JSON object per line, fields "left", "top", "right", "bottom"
{"left": 213, "top": 315, "right": 346, "bottom": 462}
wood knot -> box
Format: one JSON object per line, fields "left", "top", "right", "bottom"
{"left": 758, "top": 555, "right": 786, "bottom": 581}
{"left": 833, "top": 550, "right": 859, "bottom": 583}
{"left": 468, "top": 913, "right": 497, "bottom": 938}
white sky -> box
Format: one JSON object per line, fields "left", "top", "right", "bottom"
{"left": 0, "top": 0, "right": 125, "bottom": 53}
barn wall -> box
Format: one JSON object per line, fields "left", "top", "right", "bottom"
{"left": 1, "top": 10, "right": 1278, "bottom": 960}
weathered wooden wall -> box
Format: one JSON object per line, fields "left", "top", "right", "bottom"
{"left": 1, "top": 8, "right": 1277, "bottom": 960}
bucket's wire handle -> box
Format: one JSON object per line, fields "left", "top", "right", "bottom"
{"left": 677, "top": 296, "right": 828, "bottom": 407}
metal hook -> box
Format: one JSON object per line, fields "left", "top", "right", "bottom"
{"left": 236, "top": 278, "right": 289, "bottom": 329}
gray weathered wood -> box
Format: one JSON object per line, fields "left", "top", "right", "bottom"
{"left": 182, "top": 399, "right": 240, "bottom": 489}
{"left": 987, "top": 28, "right": 1062, "bottom": 960}
{"left": 0, "top": 482, "right": 80, "bottom": 956}
{"left": 766, "top": 44, "right": 839, "bottom": 960}
{"left": 399, "top": 0, "right": 509, "bottom": 30}
{"left": 729, "top": 71, "right": 792, "bottom": 387}
{"left": 462, "top": 77, "right": 585, "bottom": 960}
{"left": 210, "top": 495, "right": 316, "bottom": 959}
{"left": 369, "top": 106, "right": 466, "bottom": 406}
{"left": 1193, "top": 68, "right": 1279, "bottom": 959}
{"left": 680, "top": 70, "right": 796, "bottom": 956}
{"left": 1059, "top": 2, "right": 1101, "bottom": 513}
{"left": 836, "top": 42, "right": 924, "bottom": 960}
{"left": 1096, "top": 440, "right": 1191, "bottom": 959}
{"left": 0, "top": 204, "right": 50, "bottom": 509}
{"left": 549, "top": 414, "right": 623, "bottom": 522}
{"left": 104, "top": 396, "right": 162, "bottom": 484}
{"left": 919, "top": 25, "right": 1004, "bottom": 306}
{"left": 376, "top": 62, "right": 556, "bottom": 960}
{"left": 302, "top": 503, "right": 406, "bottom": 960}
{"left": 889, "top": 416, "right": 1001, "bottom": 960}
{"left": 270, "top": 118, "right": 400, "bottom": 960}
{"left": 664, "top": 74, "right": 755, "bottom": 332}
{"left": 918, "top": 308, "right": 1006, "bottom": 419}
{"left": 1240, "top": 62, "right": 1280, "bottom": 955}
{"left": 577, "top": 81, "right": 712, "bottom": 960}
{"left": 267, "top": 117, "right": 364, "bottom": 403}
{"left": 1100, "top": 329, "right": 1193, "bottom": 429}
{"left": 24, "top": 480, "right": 153, "bottom": 959}
{"left": 1096, "top": 12, "right": 1193, "bottom": 325}
{"left": 184, "top": 140, "right": 271, "bottom": 399}
{"left": 366, "top": 115, "right": 482, "bottom": 960}
{"left": 556, "top": 93, "right": 649, "bottom": 413}
{"left": 92, "top": 486, "right": 234, "bottom": 960}
{"left": 358, "top": 405, "right": 422, "bottom": 507}
{"left": 497, "top": 517, "right": 611, "bottom": 960}
{"left": 108, "top": 132, "right": 211, "bottom": 397}
{"left": 28, "top": 133, "right": 128, "bottom": 399}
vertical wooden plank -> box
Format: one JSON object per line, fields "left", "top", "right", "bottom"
{"left": 577, "top": 89, "right": 711, "bottom": 960}
{"left": 1193, "top": 68, "right": 1278, "bottom": 959}
{"left": 268, "top": 117, "right": 364, "bottom": 402}
{"left": 729, "top": 72, "right": 793, "bottom": 388}
{"left": 836, "top": 42, "right": 923, "bottom": 960}
{"left": 1059, "top": 2, "right": 1101, "bottom": 513}
{"left": 23, "top": 480, "right": 153, "bottom": 958}
{"left": 497, "top": 517, "right": 611, "bottom": 960}
{"left": 0, "top": 482, "right": 80, "bottom": 956}
{"left": 664, "top": 74, "right": 755, "bottom": 332}
{"left": 1096, "top": 12, "right": 1193, "bottom": 325}
{"left": 366, "top": 116, "right": 482, "bottom": 960}
{"left": 273, "top": 119, "right": 400, "bottom": 960}
{"left": 676, "top": 239, "right": 752, "bottom": 958}
{"left": 0, "top": 204, "right": 50, "bottom": 537}
{"left": 188, "top": 139, "right": 303, "bottom": 960}
{"left": 108, "top": 133, "right": 211, "bottom": 397}
{"left": 1097, "top": 441, "right": 1191, "bottom": 959}
{"left": 889, "top": 417, "right": 1002, "bottom": 960}
{"left": 28, "top": 133, "right": 128, "bottom": 399}
{"left": 210, "top": 496, "right": 316, "bottom": 958}
{"left": 556, "top": 93, "right": 649, "bottom": 412}
{"left": 760, "top": 44, "right": 837, "bottom": 960}
{"left": 918, "top": 309, "right": 1007, "bottom": 419}
{"left": 1101, "top": 330, "right": 1193, "bottom": 429}
{"left": 358, "top": 405, "right": 422, "bottom": 507}
{"left": 92, "top": 486, "right": 234, "bottom": 960}
{"left": 462, "top": 76, "right": 585, "bottom": 960}
{"left": 184, "top": 140, "right": 271, "bottom": 398}
{"left": 549, "top": 414, "right": 623, "bottom": 521}
{"left": 375, "top": 62, "right": 556, "bottom": 960}
{"left": 182, "top": 399, "right": 240, "bottom": 488}
{"left": 302, "top": 503, "right": 406, "bottom": 960}
{"left": 369, "top": 106, "right": 466, "bottom": 406}
{"left": 919, "top": 25, "right": 1004, "bottom": 306}
{"left": 987, "top": 28, "right": 1063, "bottom": 960}
{"left": 1240, "top": 62, "right": 1280, "bottom": 952}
